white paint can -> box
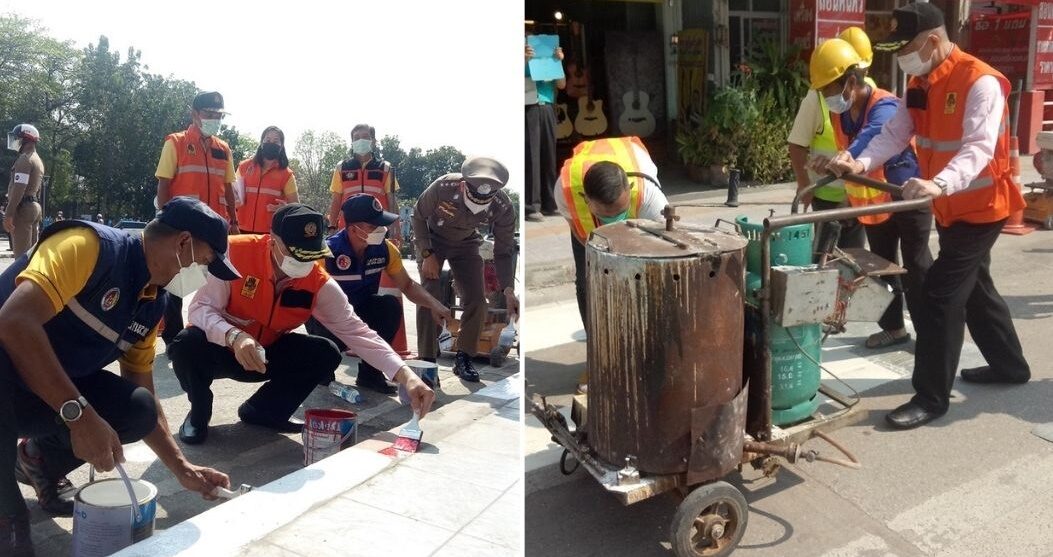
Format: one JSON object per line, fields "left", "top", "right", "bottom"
{"left": 71, "top": 477, "right": 158, "bottom": 557}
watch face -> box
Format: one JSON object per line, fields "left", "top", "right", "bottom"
{"left": 61, "top": 400, "right": 81, "bottom": 421}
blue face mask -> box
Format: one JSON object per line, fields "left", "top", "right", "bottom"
{"left": 597, "top": 209, "right": 629, "bottom": 224}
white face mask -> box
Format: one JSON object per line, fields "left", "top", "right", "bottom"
{"left": 164, "top": 242, "right": 209, "bottom": 297}
{"left": 279, "top": 253, "right": 315, "bottom": 278}
{"left": 366, "top": 226, "right": 387, "bottom": 245}
{"left": 897, "top": 46, "right": 933, "bottom": 76}
{"left": 824, "top": 82, "right": 851, "bottom": 115}
{"left": 351, "top": 138, "right": 373, "bottom": 155}
{"left": 199, "top": 118, "right": 222, "bottom": 137}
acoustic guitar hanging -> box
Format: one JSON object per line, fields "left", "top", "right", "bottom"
{"left": 564, "top": 21, "right": 590, "bottom": 99}
{"left": 618, "top": 42, "right": 656, "bottom": 137}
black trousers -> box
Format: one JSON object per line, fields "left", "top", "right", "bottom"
{"left": 812, "top": 197, "right": 866, "bottom": 249}
{"left": 0, "top": 351, "right": 156, "bottom": 515}
{"left": 161, "top": 295, "right": 183, "bottom": 345}
{"left": 864, "top": 208, "right": 934, "bottom": 332}
{"left": 571, "top": 235, "right": 588, "bottom": 331}
{"left": 911, "top": 218, "right": 1030, "bottom": 412}
{"left": 305, "top": 294, "right": 401, "bottom": 382}
{"left": 168, "top": 327, "right": 340, "bottom": 427}
{"left": 525, "top": 103, "right": 559, "bottom": 215}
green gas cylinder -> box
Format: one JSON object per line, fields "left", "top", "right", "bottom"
{"left": 745, "top": 272, "right": 822, "bottom": 426}
{"left": 735, "top": 216, "right": 814, "bottom": 273}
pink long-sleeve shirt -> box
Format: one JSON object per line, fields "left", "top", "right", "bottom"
{"left": 187, "top": 273, "right": 405, "bottom": 380}
{"left": 857, "top": 71, "right": 1004, "bottom": 196}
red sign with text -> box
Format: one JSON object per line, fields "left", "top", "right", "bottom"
{"left": 970, "top": 12, "right": 1031, "bottom": 84}
{"left": 1036, "top": 3, "right": 1053, "bottom": 87}
{"left": 789, "top": 0, "right": 865, "bottom": 62}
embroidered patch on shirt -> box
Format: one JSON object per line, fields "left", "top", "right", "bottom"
{"left": 944, "top": 92, "right": 957, "bottom": 115}
{"left": 241, "top": 276, "right": 259, "bottom": 299}
{"left": 100, "top": 288, "right": 120, "bottom": 311}
{"left": 336, "top": 254, "right": 351, "bottom": 270}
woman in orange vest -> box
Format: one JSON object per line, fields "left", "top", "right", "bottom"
{"left": 808, "top": 38, "right": 933, "bottom": 352}
{"left": 235, "top": 126, "right": 299, "bottom": 234}
{"left": 327, "top": 124, "right": 401, "bottom": 243}
{"left": 827, "top": 3, "right": 1030, "bottom": 430}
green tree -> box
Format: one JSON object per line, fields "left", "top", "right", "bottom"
{"left": 292, "top": 130, "right": 347, "bottom": 212}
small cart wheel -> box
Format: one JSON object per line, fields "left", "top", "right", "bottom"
{"left": 489, "top": 347, "right": 507, "bottom": 367}
{"left": 559, "top": 449, "right": 580, "bottom": 475}
{"left": 670, "top": 481, "right": 748, "bottom": 557}
{"left": 1044, "top": 215, "right": 1053, "bottom": 230}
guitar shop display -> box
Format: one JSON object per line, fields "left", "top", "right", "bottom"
{"left": 564, "top": 22, "right": 590, "bottom": 99}
{"left": 617, "top": 44, "right": 657, "bottom": 138}
{"left": 555, "top": 103, "right": 574, "bottom": 139}
{"left": 605, "top": 32, "right": 665, "bottom": 139}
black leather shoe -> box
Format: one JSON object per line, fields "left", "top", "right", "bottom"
{"left": 453, "top": 351, "right": 480, "bottom": 383}
{"left": 960, "top": 365, "right": 1029, "bottom": 384}
{"left": 178, "top": 416, "right": 209, "bottom": 445}
{"left": 14, "top": 440, "right": 75, "bottom": 516}
{"left": 238, "top": 402, "right": 304, "bottom": 433}
{"left": 0, "top": 512, "right": 34, "bottom": 557}
{"left": 885, "top": 402, "right": 946, "bottom": 430}
{"left": 356, "top": 370, "right": 397, "bottom": 395}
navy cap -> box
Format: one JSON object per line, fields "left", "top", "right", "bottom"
{"left": 157, "top": 197, "right": 240, "bottom": 280}
{"left": 874, "top": 3, "right": 945, "bottom": 52}
{"left": 461, "top": 157, "right": 509, "bottom": 199}
{"left": 271, "top": 204, "right": 333, "bottom": 262}
{"left": 342, "top": 194, "right": 397, "bottom": 227}
{"left": 192, "top": 91, "right": 227, "bottom": 113}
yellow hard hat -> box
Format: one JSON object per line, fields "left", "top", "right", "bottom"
{"left": 809, "top": 38, "right": 863, "bottom": 90}
{"left": 838, "top": 26, "right": 873, "bottom": 69}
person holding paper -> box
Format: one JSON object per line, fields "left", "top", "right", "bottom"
{"left": 525, "top": 33, "right": 565, "bottom": 222}
{"left": 235, "top": 126, "right": 300, "bottom": 235}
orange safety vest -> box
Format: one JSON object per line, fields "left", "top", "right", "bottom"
{"left": 559, "top": 136, "right": 647, "bottom": 243}
{"left": 225, "top": 234, "right": 329, "bottom": 347}
{"left": 166, "top": 125, "right": 232, "bottom": 216}
{"left": 831, "top": 87, "right": 895, "bottom": 225}
{"left": 908, "top": 46, "right": 1025, "bottom": 227}
{"left": 235, "top": 159, "right": 293, "bottom": 234}
{"left": 337, "top": 157, "right": 392, "bottom": 227}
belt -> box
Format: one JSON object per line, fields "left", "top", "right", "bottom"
{"left": 18, "top": 195, "right": 37, "bottom": 205}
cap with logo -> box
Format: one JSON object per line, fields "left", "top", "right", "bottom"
{"left": 342, "top": 194, "right": 398, "bottom": 226}
{"left": 157, "top": 196, "right": 240, "bottom": 280}
{"left": 874, "top": 3, "right": 945, "bottom": 52}
{"left": 271, "top": 204, "right": 334, "bottom": 262}
{"left": 461, "top": 156, "right": 509, "bottom": 203}
{"left": 192, "top": 91, "right": 227, "bottom": 114}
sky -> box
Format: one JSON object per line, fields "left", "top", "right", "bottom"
{"left": 2, "top": 0, "right": 525, "bottom": 191}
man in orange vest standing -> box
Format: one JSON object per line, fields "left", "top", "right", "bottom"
{"left": 327, "top": 123, "right": 400, "bottom": 239}
{"left": 807, "top": 37, "right": 933, "bottom": 351}
{"left": 555, "top": 137, "right": 668, "bottom": 330}
{"left": 155, "top": 91, "right": 239, "bottom": 347}
{"left": 167, "top": 204, "right": 434, "bottom": 444}
{"left": 827, "top": 3, "right": 1030, "bottom": 429}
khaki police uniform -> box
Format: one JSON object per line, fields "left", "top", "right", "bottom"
{"left": 8, "top": 151, "right": 43, "bottom": 257}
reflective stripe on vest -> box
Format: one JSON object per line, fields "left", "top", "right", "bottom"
{"left": 67, "top": 299, "right": 133, "bottom": 352}
{"left": 559, "top": 137, "right": 646, "bottom": 243}
{"left": 831, "top": 87, "right": 897, "bottom": 225}
{"left": 908, "top": 47, "right": 1025, "bottom": 227}
{"left": 337, "top": 159, "right": 392, "bottom": 228}
{"left": 236, "top": 159, "right": 293, "bottom": 233}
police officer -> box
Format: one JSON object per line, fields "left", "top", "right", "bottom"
{"left": 0, "top": 197, "right": 235, "bottom": 554}
{"left": 413, "top": 157, "right": 519, "bottom": 382}
{"left": 168, "top": 204, "right": 435, "bottom": 445}
{"left": 5, "top": 124, "right": 44, "bottom": 258}
{"left": 155, "top": 91, "right": 240, "bottom": 347}
{"left": 307, "top": 195, "right": 451, "bottom": 394}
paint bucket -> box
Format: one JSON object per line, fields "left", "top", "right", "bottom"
{"left": 400, "top": 360, "right": 440, "bottom": 405}
{"left": 303, "top": 408, "right": 358, "bottom": 466}
{"left": 71, "top": 473, "right": 157, "bottom": 557}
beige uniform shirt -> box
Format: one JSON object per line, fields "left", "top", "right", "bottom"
{"left": 9, "top": 151, "right": 44, "bottom": 204}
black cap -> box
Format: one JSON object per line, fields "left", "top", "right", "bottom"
{"left": 192, "top": 91, "right": 227, "bottom": 113}
{"left": 271, "top": 204, "right": 333, "bottom": 262}
{"left": 157, "top": 197, "right": 240, "bottom": 280}
{"left": 342, "top": 194, "right": 398, "bottom": 227}
{"left": 874, "top": 3, "right": 945, "bottom": 52}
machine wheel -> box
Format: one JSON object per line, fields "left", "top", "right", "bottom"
{"left": 489, "top": 346, "right": 507, "bottom": 367}
{"left": 1044, "top": 215, "right": 1053, "bottom": 230}
{"left": 670, "top": 481, "right": 748, "bottom": 557}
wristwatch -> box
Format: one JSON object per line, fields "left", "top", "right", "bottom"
{"left": 59, "top": 396, "right": 89, "bottom": 424}
{"left": 226, "top": 327, "right": 245, "bottom": 348}
{"left": 421, "top": 248, "right": 434, "bottom": 259}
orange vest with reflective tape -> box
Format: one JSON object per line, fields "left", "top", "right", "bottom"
{"left": 166, "top": 125, "right": 232, "bottom": 216}
{"left": 337, "top": 157, "right": 392, "bottom": 227}
{"left": 831, "top": 87, "right": 895, "bottom": 225}
{"left": 559, "top": 137, "right": 646, "bottom": 243}
{"left": 235, "top": 159, "right": 293, "bottom": 234}
{"left": 225, "top": 234, "right": 329, "bottom": 347}
{"left": 908, "top": 47, "right": 1025, "bottom": 227}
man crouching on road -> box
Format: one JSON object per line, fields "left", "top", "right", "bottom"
{"left": 0, "top": 197, "right": 234, "bottom": 556}
{"left": 168, "top": 203, "right": 435, "bottom": 445}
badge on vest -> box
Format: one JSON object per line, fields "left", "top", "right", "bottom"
{"left": 336, "top": 254, "right": 352, "bottom": 271}
{"left": 944, "top": 92, "right": 957, "bottom": 115}
{"left": 101, "top": 288, "right": 120, "bottom": 311}
{"left": 241, "top": 276, "right": 260, "bottom": 299}
{"left": 187, "top": 144, "right": 196, "bottom": 155}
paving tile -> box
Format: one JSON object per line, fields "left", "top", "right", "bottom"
{"left": 442, "top": 421, "right": 519, "bottom": 458}
{"left": 400, "top": 441, "right": 520, "bottom": 491}
{"left": 346, "top": 465, "right": 502, "bottom": 532}
{"left": 461, "top": 485, "right": 524, "bottom": 551}
{"left": 266, "top": 497, "right": 453, "bottom": 557}
{"left": 433, "top": 533, "right": 518, "bottom": 557}
{"left": 235, "top": 540, "right": 307, "bottom": 556}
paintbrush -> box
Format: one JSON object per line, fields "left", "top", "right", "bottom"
{"left": 393, "top": 412, "right": 423, "bottom": 453}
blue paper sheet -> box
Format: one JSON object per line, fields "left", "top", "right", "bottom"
{"left": 527, "top": 34, "right": 565, "bottom": 82}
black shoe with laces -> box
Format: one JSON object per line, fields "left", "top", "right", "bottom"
{"left": 14, "top": 439, "right": 75, "bottom": 516}
{"left": 453, "top": 351, "right": 480, "bottom": 383}
{"left": 0, "top": 511, "right": 34, "bottom": 557}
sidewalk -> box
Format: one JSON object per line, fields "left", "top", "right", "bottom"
{"left": 115, "top": 374, "right": 522, "bottom": 557}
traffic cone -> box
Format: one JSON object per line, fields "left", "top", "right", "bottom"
{"left": 1002, "top": 136, "right": 1035, "bottom": 235}
{"left": 378, "top": 270, "right": 413, "bottom": 357}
